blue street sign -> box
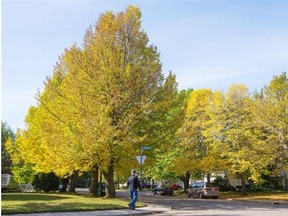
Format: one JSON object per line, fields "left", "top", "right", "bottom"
{"left": 141, "top": 146, "right": 152, "bottom": 150}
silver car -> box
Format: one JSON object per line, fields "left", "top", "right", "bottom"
{"left": 186, "top": 182, "right": 219, "bottom": 199}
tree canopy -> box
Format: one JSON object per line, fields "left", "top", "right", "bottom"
{"left": 9, "top": 5, "right": 179, "bottom": 197}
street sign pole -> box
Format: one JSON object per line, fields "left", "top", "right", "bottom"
{"left": 140, "top": 148, "right": 142, "bottom": 203}
{"left": 137, "top": 146, "right": 152, "bottom": 203}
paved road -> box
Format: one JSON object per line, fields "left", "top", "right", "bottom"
{"left": 119, "top": 190, "right": 288, "bottom": 216}
{"left": 6, "top": 189, "right": 287, "bottom": 216}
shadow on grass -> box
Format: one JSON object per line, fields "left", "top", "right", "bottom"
{"left": 2, "top": 201, "right": 125, "bottom": 214}
{"left": 1, "top": 193, "right": 71, "bottom": 201}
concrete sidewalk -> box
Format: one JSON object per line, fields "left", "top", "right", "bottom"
{"left": 5, "top": 205, "right": 169, "bottom": 216}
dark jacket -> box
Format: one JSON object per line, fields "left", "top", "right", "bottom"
{"left": 127, "top": 175, "right": 142, "bottom": 190}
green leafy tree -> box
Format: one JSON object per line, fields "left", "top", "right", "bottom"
{"left": 1, "top": 121, "right": 15, "bottom": 174}
{"left": 146, "top": 88, "right": 191, "bottom": 183}
{"left": 5, "top": 129, "right": 36, "bottom": 183}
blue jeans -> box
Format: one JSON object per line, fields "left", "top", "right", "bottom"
{"left": 129, "top": 189, "right": 138, "bottom": 209}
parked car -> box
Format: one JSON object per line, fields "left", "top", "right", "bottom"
{"left": 152, "top": 186, "right": 173, "bottom": 196}
{"left": 57, "top": 184, "right": 69, "bottom": 192}
{"left": 186, "top": 182, "right": 219, "bottom": 199}
{"left": 141, "top": 182, "right": 152, "bottom": 189}
{"left": 170, "top": 183, "right": 182, "bottom": 191}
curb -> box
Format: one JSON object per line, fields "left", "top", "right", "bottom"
{"left": 127, "top": 212, "right": 158, "bottom": 216}
{"left": 227, "top": 198, "right": 288, "bottom": 206}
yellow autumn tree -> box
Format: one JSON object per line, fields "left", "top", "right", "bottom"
{"left": 176, "top": 89, "right": 225, "bottom": 183}
{"left": 253, "top": 72, "right": 288, "bottom": 179}
{"left": 11, "top": 5, "right": 178, "bottom": 198}
{"left": 215, "top": 84, "right": 273, "bottom": 195}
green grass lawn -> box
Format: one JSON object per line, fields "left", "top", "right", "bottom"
{"left": 220, "top": 191, "right": 288, "bottom": 201}
{"left": 1, "top": 193, "right": 133, "bottom": 214}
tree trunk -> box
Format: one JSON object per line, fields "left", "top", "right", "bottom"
{"left": 68, "top": 171, "right": 78, "bottom": 193}
{"left": 89, "top": 165, "right": 99, "bottom": 196}
{"left": 240, "top": 172, "right": 247, "bottom": 196}
{"left": 179, "top": 171, "right": 190, "bottom": 192}
{"left": 206, "top": 173, "right": 211, "bottom": 183}
{"left": 285, "top": 178, "right": 288, "bottom": 191}
{"left": 116, "top": 175, "right": 120, "bottom": 189}
{"left": 103, "top": 162, "right": 116, "bottom": 198}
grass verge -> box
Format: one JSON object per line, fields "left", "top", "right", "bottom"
{"left": 219, "top": 191, "right": 288, "bottom": 201}
{"left": 1, "top": 193, "right": 137, "bottom": 214}
{"left": 175, "top": 190, "right": 288, "bottom": 201}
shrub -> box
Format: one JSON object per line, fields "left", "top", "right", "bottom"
{"left": 213, "top": 176, "right": 236, "bottom": 191}
{"left": 32, "top": 172, "right": 59, "bottom": 192}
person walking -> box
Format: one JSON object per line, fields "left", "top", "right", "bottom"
{"left": 127, "top": 169, "right": 142, "bottom": 210}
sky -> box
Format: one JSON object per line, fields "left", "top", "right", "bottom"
{"left": 2, "top": 0, "right": 288, "bottom": 131}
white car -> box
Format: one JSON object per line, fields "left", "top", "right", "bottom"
{"left": 186, "top": 182, "right": 219, "bottom": 199}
